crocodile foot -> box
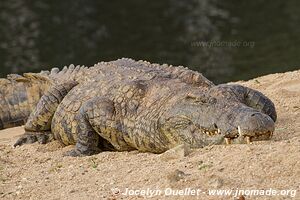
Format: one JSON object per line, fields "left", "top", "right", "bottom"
{"left": 63, "top": 148, "right": 101, "bottom": 157}
{"left": 14, "top": 131, "right": 53, "bottom": 147}
{"left": 63, "top": 149, "right": 83, "bottom": 157}
{"left": 63, "top": 143, "right": 102, "bottom": 157}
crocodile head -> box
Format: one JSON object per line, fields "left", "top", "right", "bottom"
{"left": 160, "top": 84, "right": 276, "bottom": 147}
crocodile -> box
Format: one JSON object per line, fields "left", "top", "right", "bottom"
{"left": 1, "top": 58, "right": 276, "bottom": 156}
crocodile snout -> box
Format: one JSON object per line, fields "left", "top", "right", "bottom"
{"left": 221, "top": 110, "right": 275, "bottom": 144}
{"left": 239, "top": 112, "right": 274, "bottom": 141}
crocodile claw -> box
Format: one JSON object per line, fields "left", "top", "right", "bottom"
{"left": 63, "top": 148, "right": 101, "bottom": 157}
{"left": 245, "top": 136, "right": 251, "bottom": 144}
{"left": 63, "top": 149, "right": 84, "bottom": 157}
{"left": 14, "top": 133, "right": 37, "bottom": 147}
{"left": 14, "top": 131, "right": 53, "bottom": 147}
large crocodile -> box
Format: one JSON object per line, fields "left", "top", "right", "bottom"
{"left": 0, "top": 58, "right": 276, "bottom": 156}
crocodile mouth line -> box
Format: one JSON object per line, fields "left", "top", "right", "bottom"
{"left": 224, "top": 126, "right": 273, "bottom": 145}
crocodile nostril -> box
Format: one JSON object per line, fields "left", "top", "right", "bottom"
{"left": 213, "top": 123, "right": 218, "bottom": 129}
{"left": 251, "top": 113, "right": 260, "bottom": 117}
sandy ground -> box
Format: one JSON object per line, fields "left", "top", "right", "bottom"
{"left": 0, "top": 70, "right": 300, "bottom": 200}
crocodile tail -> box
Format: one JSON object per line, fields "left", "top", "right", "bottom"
{"left": 47, "top": 64, "right": 87, "bottom": 83}
{"left": 0, "top": 64, "right": 86, "bottom": 130}
{"left": 0, "top": 73, "right": 51, "bottom": 130}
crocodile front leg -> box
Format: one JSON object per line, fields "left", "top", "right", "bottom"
{"left": 63, "top": 97, "right": 112, "bottom": 156}
{"left": 63, "top": 105, "right": 101, "bottom": 157}
{"left": 14, "top": 81, "right": 78, "bottom": 147}
{"left": 64, "top": 96, "right": 133, "bottom": 157}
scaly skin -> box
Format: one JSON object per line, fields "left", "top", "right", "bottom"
{"left": 10, "top": 58, "right": 276, "bottom": 156}
{"left": 0, "top": 74, "right": 50, "bottom": 129}
{"left": 0, "top": 65, "right": 89, "bottom": 129}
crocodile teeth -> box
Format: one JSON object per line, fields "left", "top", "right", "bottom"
{"left": 225, "top": 138, "right": 231, "bottom": 145}
{"left": 245, "top": 136, "right": 251, "bottom": 144}
{"left": 237, "top": 126, "right": 241, "bottom": 136}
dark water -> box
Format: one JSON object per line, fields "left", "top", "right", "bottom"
{"left": 0, "top": 0, "right": 300, "bottom": 83}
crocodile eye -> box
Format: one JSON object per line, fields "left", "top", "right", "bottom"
{"left": 174, "top": 122, "right": 190, "bottom": 129}
{"left": 173, "top": 119, "right": 192, "bottom": 129}
{"left": 166, "top": 116, "right": 192, "bottom": 129}
{"left": 185, "top": 94, "right": 209, "bottom": 104}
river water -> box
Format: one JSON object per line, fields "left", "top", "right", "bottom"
{"left": 0, "top": 0, "right": 299, "bottom": 83}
